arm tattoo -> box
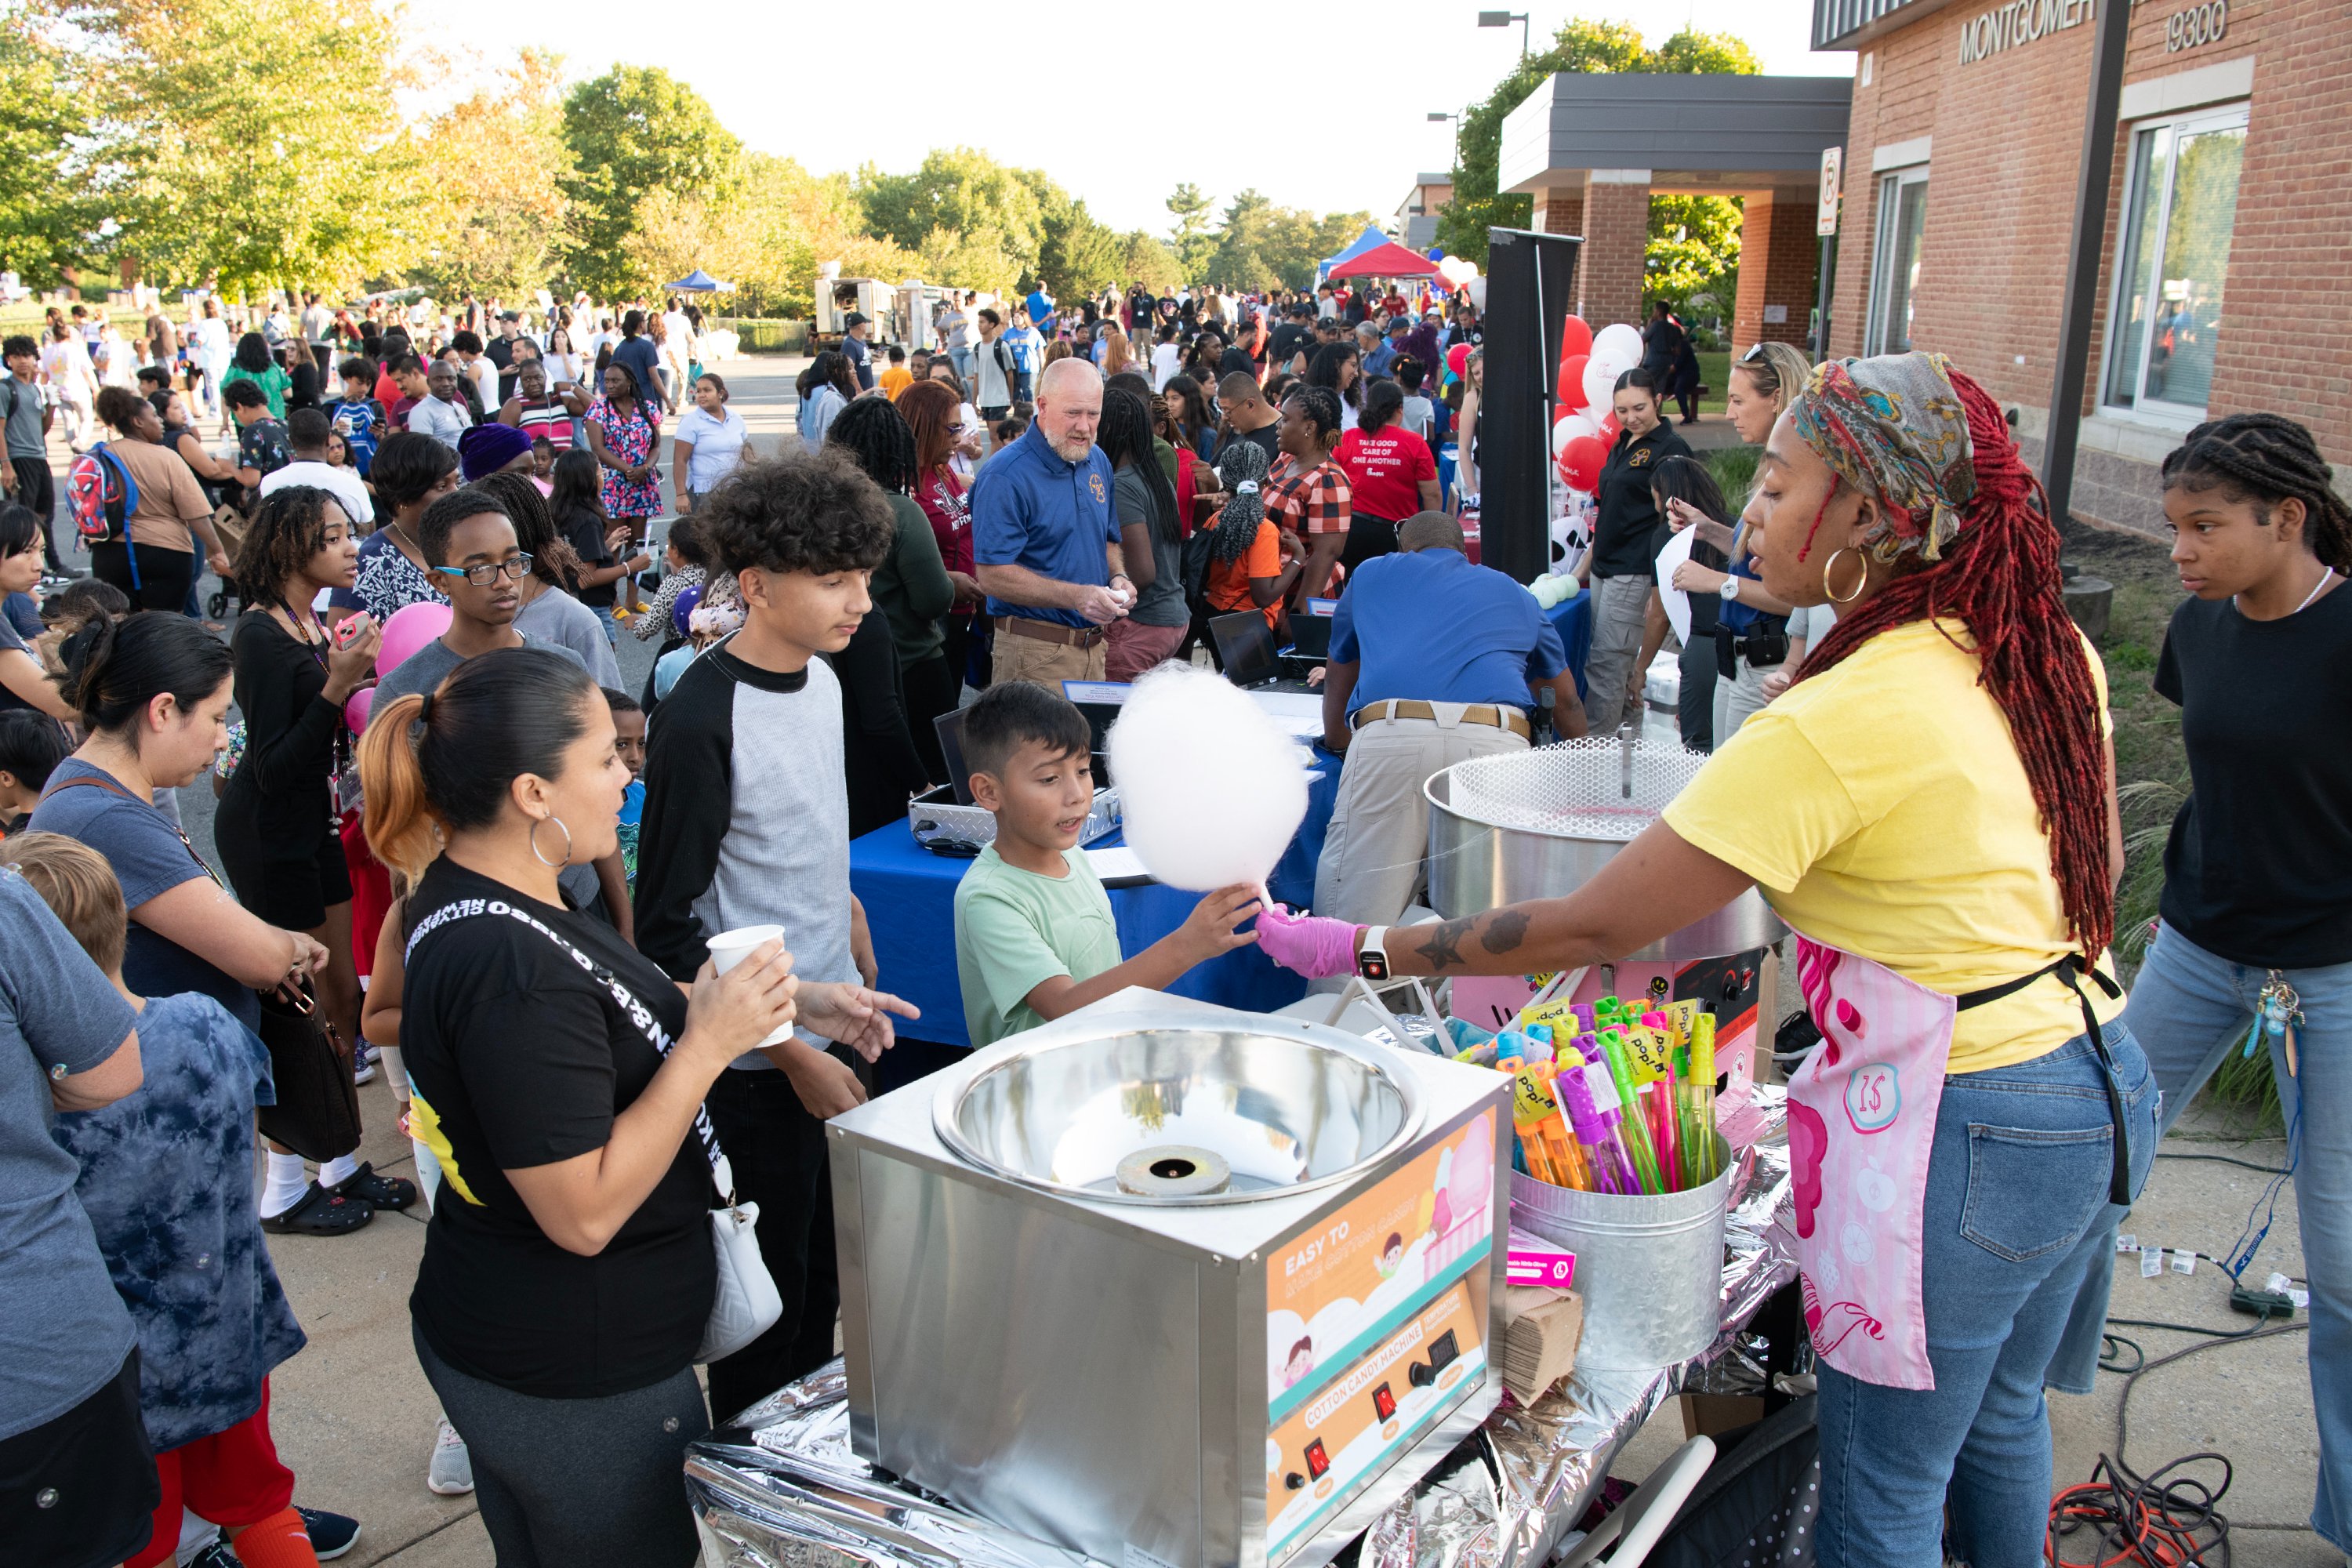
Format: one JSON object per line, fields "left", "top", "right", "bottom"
{"left": 1480, "top": 909, "right": 1531, "bottom": 956}
{"left": 1417, "top": 918, "right": 1474, "bottom": 972}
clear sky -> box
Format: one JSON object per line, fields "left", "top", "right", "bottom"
{"left": 411, "top": 0, "right": 1850, "bottom": 235}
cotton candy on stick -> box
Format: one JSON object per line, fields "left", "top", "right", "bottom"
{"left": 1107, "top": 664, "right": 1309, "bottom": 897}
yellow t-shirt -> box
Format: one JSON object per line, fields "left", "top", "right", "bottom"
{"left": 1662, "top": 619, "right": 2119, "bottom": 1073}
{"left": 879, "top": 366, "right": 914, "bottom": 401}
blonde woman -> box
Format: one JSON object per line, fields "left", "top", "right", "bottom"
{"left": 1099, "top": 323, "right": 1134, "bottom": 379}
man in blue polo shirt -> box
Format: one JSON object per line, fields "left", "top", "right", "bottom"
{"left": 970, "top": 358, "right": 1134, "bottom": 686}
{"left": 1312, "top": 511, "right": 1584, "bottom": 929}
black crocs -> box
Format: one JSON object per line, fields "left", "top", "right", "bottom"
{"left": 260, "top": 1180, "right": 375, "bottom": 1236}
{"left": 328, "top": 1162, "right": 418, "bottom": 1212}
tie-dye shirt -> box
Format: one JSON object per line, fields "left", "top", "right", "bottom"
{"left": 52, "top": 992, "right": 307, "bottom": 1450}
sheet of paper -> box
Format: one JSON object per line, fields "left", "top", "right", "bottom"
{"left": 1083, "top": 846, "right": 1155, "bottom": 886}
{"left": 1654, "top": 525, "right": 1696, "bottom": 648}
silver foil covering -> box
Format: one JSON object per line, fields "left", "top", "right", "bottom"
{"left": 689, "top": 1088, "right": 1795, "bottom": 1568}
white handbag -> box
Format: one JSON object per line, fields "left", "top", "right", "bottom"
{"left": 416, "top": 898, "right": 784, "bottom": 1364}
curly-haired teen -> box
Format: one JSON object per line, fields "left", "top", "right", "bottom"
{"left": 631, "top": 446, "right": 915, "bottom": 1422}
{"left": 2052, "top": 412, "right": 2352, "bottom": 1547}
{"left": 1255, "top": 352, "right": 2158, "bottom": 1566}
{"left": 218, "top": 486, "right": 384, "bottom": 1087}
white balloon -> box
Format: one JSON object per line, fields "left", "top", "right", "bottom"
{"left": 1108, "top": 665, "right": 1310, "bottom": 892}
{"left": 1549, "top": 419, "right": 1578, "bottom": 459}
{"left": 1593, "top": 322, "right": 1644, "bottom": 367}
{"left": 1560, "top": 412, "right": 1599, "bottom": 442}
{"left": 1582, "top": 358, "right": 1618, "bottom": 415}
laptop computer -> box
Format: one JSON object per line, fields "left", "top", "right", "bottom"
{"left": 1208, "top": 611, "right": 1322, "bottom": 693}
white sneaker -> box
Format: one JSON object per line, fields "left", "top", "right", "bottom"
{"left": 353, "top": 1057, "right": 376, "bottom": 1085}
{"left": 427, "top": 1419, "right": 474, "bottom": 1495}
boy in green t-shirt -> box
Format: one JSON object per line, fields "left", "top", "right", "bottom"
{"left": 953, "top": 683, "right": 1261, "bottom": 1047}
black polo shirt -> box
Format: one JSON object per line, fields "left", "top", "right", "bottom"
{"left": 1590, "top": 423, "right": 1693, "bottom": 579}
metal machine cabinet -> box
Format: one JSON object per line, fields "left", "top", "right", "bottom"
{"left": 831, "top": 990, "right": 1511, "bottom": 1568}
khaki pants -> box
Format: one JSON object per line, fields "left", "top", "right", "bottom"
{"left": 991, "top": 623, "right": 1107, "bottom": 688}
{"left": 1312, "top": 710, "right": 1530, "bottom": 932}
{"left": 1581, "top": 573, "right": 1653, "bottom": 736}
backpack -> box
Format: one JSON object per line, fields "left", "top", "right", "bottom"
{"left": 67, "top": 441, "right": 139, "bottom": 546}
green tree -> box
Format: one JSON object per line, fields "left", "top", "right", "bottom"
{"left": 1166, "top": 183, "right": 1214, "bottom": 282}
{"left": 559, "top": 65, "right": 741, "bottom": 297}
{"left": 1434, "top": 18, "right": 1648, "bottom": 264}
{"left": 1203, "top": 191, "right": 1374, "bottom": 292}
{"left": 1435, "top": 20, "right": 1758, "bottom": 304}
{"left": 1036, "top": 195, "right": 1125, "bottom": 299}
{"left": 0, "top": 16, "right": 89, "bottom": 285}
{"left": 859, "top": 148, "right": 1048, "bottom": 289}
{"left": 1120, "top": 231, "right": 1184, "bottom": 295}
{"left": 64, "top": 0, "right": 426, "bottom": 295}
{"left": 412, "top": 49, "right": 572, "bottom": 300}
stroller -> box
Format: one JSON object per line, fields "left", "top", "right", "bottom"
{"left": 1563, "top": 1395, "right": 1821, "bottom": 1568}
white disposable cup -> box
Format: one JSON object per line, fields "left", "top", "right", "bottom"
{"left": 706, "top": 924, "right": 793, "bottom": 1047}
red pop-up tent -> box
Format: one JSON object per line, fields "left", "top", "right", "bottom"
{"left": 1324, "top": 240, "right": 1443, "bottom": 279}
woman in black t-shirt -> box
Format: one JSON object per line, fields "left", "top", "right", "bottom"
{"left": 2052, "top": 416, "right": 2352, "bottom": 1521}
{"left": 359, "top": 647, "right": 797, "bottom": 1567}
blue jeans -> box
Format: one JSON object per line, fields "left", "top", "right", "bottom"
{"left": 950, "top": 347, "right": 973, "bottom": 385}
{"left": 2048, "top": 921, "right": 2352, "bottom": 1547}
{"left": 1820, "top": 1022, "right": 2158, "bottom": 1567}
{"left": 593, "top": 604, "right": 619, "bottom": 648}
{"left": 1014, "top": 369, "right": 1033, "bottom": 404}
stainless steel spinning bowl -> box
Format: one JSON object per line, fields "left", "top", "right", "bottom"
{"left": 935, "top": 1023, "right": 1425, "bottom": 1207}
{"left": 1424, "top": 739, "right": 1784, "bottom": 960}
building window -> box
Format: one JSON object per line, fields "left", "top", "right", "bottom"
{"left": 1865, "top": 168, "right": 1928, "bottom": 356}
{"left": 2101, "top": 104, "right": 2247, "bottom": 419}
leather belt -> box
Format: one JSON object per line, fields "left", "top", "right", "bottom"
{"left": 995, "top": 615, "right": 1104, "bottom": 648}
{"left": 1348, "top": 699, "right": 1530, "bottom": 739}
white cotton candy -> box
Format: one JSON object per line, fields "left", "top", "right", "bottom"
{"left": 1108, "top": 664, "right": 1309, "bottom": 892}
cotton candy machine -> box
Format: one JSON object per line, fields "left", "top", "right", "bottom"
{"left": 1425, "top": 737, "right": 1784, "bottom": 959}
{"left": 829, "top": 989, "right": 1510, "bottom": 1568}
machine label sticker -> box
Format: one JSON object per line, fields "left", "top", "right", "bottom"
{"left": 1265, "top": 1279, "right": 1488, "bottom": 1557}
{"left": 1267, "top": 1110, "right": 1495, "bottom": 1427}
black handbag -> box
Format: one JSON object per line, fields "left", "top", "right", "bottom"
{"left": 253, "top": 981, "right": 361, "bottom": 1161}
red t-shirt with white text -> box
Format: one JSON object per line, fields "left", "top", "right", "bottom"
{"left": 1335, "top": 426, "right": 1437, "bottom": 522}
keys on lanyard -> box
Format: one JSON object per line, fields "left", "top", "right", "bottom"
{"left": 2249, "top": 972, "right": 2303, "bottom": 1078}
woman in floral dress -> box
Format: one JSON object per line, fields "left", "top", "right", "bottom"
{"left": 586, "top": 362, "right": 663, "bottom": 619}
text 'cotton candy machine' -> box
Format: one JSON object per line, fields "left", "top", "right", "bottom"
{"left": 829, "top": 990, "right": 1511, "bottom": 1568}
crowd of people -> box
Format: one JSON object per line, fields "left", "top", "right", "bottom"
{"left": 3, "top": 263, "right": 2349, "bottom": 1568}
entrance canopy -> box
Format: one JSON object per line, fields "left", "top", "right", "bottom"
{"left": 1498, "top": 72, "right": 1852, "bottom": 197}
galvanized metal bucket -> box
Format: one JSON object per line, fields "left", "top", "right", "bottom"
{"left": 1509, "top": 1134, "right": 1733, "bottom": 1371}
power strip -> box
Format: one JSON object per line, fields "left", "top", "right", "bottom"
{"left": 2229, "top": 1286, "right": 2296, "bottom": 1319}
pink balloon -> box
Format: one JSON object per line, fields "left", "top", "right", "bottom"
{"left": 344, "top": 686, "right": 374, "bottom": 735}
{"left": 376, "top": 601, "right": 452, "bottom": 677}
{"left": 1558, "top": 314, "right": 1592, "bottom": 361}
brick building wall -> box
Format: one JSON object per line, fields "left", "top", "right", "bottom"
{"left": 1824, "top": 0, "right": 2348, "bottom": 537}
{"left": 1730, "top": 189, "right": 1827, "bottom": 352}
{"left": 1577, "top": 177, "right": 1651, "bottom": 331}
{"left": 1533, "top": 187, "right": 1583, "bottom": 237}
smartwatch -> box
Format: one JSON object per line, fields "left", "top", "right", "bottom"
{"left": 1356, "top": 925, "right": 1391, "bottom": 982}
{"left": 1717, "top": 576, "right": 1741, "bottom": 603}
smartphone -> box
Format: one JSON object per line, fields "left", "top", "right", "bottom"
{"left": 332, "top": 612, "right": 372, "bottom": 648}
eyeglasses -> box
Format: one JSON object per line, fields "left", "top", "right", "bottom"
{"left": 1740, "top": 342, "right": 1768, "bottom": 363}
{"left": 430, "top": 554, "right": 534, "bottom": 586}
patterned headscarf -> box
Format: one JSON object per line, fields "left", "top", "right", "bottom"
{"left": 1790, "top": 352, "right": 1976, "bottom": 563}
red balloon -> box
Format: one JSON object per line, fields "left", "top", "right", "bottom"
{"left": 1446, "top": 342, "right": 1472, "bottom": 379}
{"left": 1555, "top": 354, "right": 1590, "bottom": 412}
{"left": 1560, "top": 435, "right": 1607, "bottom": 492}
{"left": 1559, "top": 315, "right": 1593, "bottom": 362}
{"left": 1597, "top": 411, "right": 1622, "bottom": 444}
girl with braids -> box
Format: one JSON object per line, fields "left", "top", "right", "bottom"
{"left": 1256, "top": 351, "right": 2158, "bottom": 1567}
{"left": 2053, "top": 412, "right": 2352, "bottom": 1546}
{"left": 1098, "top": 386, "right": 1193, "bottom": 679}
{"left": 1265, "top": 385, "right": 1352, "bottom": 612}
{"left": 1198, "top": 438, "right": 1300, "bottom": 633}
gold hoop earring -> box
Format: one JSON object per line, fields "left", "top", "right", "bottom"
{"left": 1824, "top": 547, "right": 1867, "bottom": 604}
{"left": 529, "top": 815, "right": 572, "bottom": 869}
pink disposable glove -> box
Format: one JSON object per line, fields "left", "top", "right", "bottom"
{"left": 1254, "top": 904, "right": 1360, "bottom": 980}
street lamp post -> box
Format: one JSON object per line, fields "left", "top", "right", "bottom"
{"left": 1428, "top": 110, "right": 1461, "bottom": 168}
{"left": 1477, "top": 10, "right": 1530, "bottom": 57}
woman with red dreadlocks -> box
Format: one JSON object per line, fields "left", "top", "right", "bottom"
{"left": 1255, "top": 351, "right": 2159, "bottom": 1565}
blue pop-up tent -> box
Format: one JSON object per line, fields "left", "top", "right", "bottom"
{"left": 1316, "top": 224, "right": 1392, "bottom": 280}
{"left": 665, "top": 269, "right": 734, "bottom": 292}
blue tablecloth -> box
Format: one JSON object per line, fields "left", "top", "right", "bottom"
{"left": 853, "top": 764, "right": 1343, "bottom": 1051}
{"left": 1548, "top": 589, "right": 1592, "bottom": 699}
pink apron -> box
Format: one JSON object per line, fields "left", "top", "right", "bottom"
{"left": 1784, "top": 935, "right": 2128, "bottom": 1392}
